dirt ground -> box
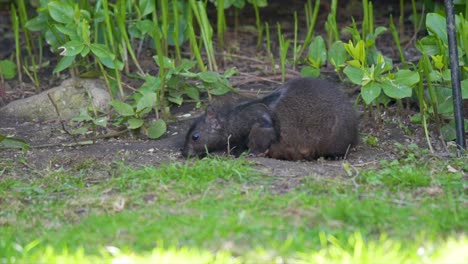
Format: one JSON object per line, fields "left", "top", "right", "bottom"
{"left": 0, "top": 1, "right": 461, "bottom": 183}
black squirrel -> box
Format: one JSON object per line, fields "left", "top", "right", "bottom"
{"left": 181, "top": 77, "right": 358, "bottom": 160}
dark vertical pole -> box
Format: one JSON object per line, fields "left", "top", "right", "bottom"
{"left": 444, "top": 0, "right": 466, "bottom": 151}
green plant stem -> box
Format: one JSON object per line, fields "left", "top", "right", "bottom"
{"left": 11, "top": 4, "right": 23, "bottom": 87}
{"left": 293, "top": 12, "right": 298, "bottom": 70}
{"left": 277, "top": 23, "right": 290, "bottom": 82}
{"left": 217, "top": 0, "right": 226, "bottom": 48}
{"left": 172, "top": 0, "right": 182, "bottom": 61}
{"left": 17, "top": 0, "right": 39, "bottom": 91}
{"left": 253, "top": 3, "right": 263, "bottom": 49}
{"left": 116, "top": 0, "right": 144, "bottom": 76}
{"left": 416, "top": 77, "right": 434, "bottom": 153}
{"left": 362, "top": 0, "right": 369, "bottom": 40}
{"left": 102, "top": 0, "right": 124, "bottom": 98}
{"left": 160, "top": 0, "right": 169, "bottom": 55}
{"left": 399, "top": 0, "right": 404, "bottom": 37}
{"left": 301, "top": 0, "right": 320, "bottom": 56}
{"left": 411, "top": 0, "right": 418, "bottom": 34}
{"left": 389, "top": 14, "right": 405, "bottom": 63}
{"left": 190, "top": 0, "right": 217, "bottom": 71}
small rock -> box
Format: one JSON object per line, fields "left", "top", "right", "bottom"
{"left": 0, "top": 78, "right": 111, "bottom": 121}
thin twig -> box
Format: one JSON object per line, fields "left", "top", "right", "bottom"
{"left": 47, "top": 93, "right": 77, "bottom": 143}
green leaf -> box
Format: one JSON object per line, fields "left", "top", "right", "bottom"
{"left": 136, "top": 92, "right": 156, "bottom": 112}
{"left": 0, "top": 60, "right": 17, "bottom": 79}
{"left": 343, "top": 65, "right": 364, "bottom": 85}
{"left": 461, "top": 79, "right": 468, "bottom": 99}
{"left": 139, "top": 76, "right": 161, "bottom": 93}
{"left": 361, "top": 81, "right": 382, "bottom": 104}
{"left": 373, "top": 26, "right": 387, "bottom": 38}
{"left": 198, "top": 72, "right": 220, "bottom": 83}
{"left": 176, "top": 59, "right": 197, "bottom": 72}
{"left": 394, "top": 69, "right": 420, "bottom": 87}
{"left": 300, "top": 66, "right": 320, "bottom": 78}
{"left": 138, "top": 0, "right": 155, "bottom": 17}
{"left": 90, "top": 43, "right": 114, "bottom": 59}
{"left": 185, "top": 86, "right": 200, "bottom": 101}
{"left": 72, "top": 109, "right": 93, "bottom": 122}
{"left": 147, "top": 120, "right": 167, "bottom": 139}
{"left": 441, "top": 122, "right": 456, "bottom": 141}
{"left": 426, "top": 13, "right": 448, "bottom": 44}
{"left": 128, "top": 118, "right": 144, "bottom": 129}
{"left": 381, "top": 80, "right": 412, "bottom": 99}
{"left": 308, "top": 36, "right": 327, "bottom": 68}
{"left": 168, "top": 96, "right": 184, "bottom": 105}
{"left": 53, "top": 55, "right": 76, "bottom": 73}
{"left": 110, "top": 100, "right": 135, "bottom": 117}
{"left": 48, "top": 1, "right": 74, "bottom": 24}
{"left": 223, "top": 67, "right": 237, "bottom": 78}
{"left": 59, "top": 40, "right": 85, "bottom": 56}
{"left": 328, "top": 41, "right": 348, "bottom": 68}
{"left": 93, "top": 117, "right": 108, "bottom": 127}
{"left": 25, "top": 16, "right": 47, "bottom": 31}
{"left": 0, "top": 135, "right": 29, "bottom": 151}
{"left": 153, "top": 55, "right": 174, "bottom": 69}
{"left": 99, "top": 57, "right": 124, "bottom": 70}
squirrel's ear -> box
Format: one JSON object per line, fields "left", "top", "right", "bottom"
{"left": 205, "top": 106, "right": 222, "bottom": 130}
{"left": 245, "top": 104, "right": 273, "bottom": 127}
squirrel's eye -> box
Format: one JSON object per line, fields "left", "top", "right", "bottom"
{"left": 192, "top": 132, "right": 200, "bottom": 141}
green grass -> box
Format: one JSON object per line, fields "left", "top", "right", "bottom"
{"left": 0, "top": 152, "right": 467, "bottom": 263}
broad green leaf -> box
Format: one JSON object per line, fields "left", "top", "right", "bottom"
{"left": 343, "top": 65, "right": 364, "bottom": 85}
{"left": 55, "top": 24, "right": 77, "bottom": 38}
{"left": 382, "top": 80, "right": 412, "bottom": 99}
{"left": 198, "top": 72, "right": 219, "bottom": 83}
{"left": 136, "top": 92, "right": 156, "bottom": 112}
{"left": 99, "top": 57, "right": 124, "bottom": 70}
{"left": 361, "top": 81, "right": 382, "bottom": 104}
{"left": 147, "top": 120, "right": 167, "bottom": 139}
{"left": 0, "top": 135, "right": 29, "bottom": 151}
{"left": 90, "top": 43, "right": 114, "bottom": 59}
{"left": 53, "top": 55, "right": 76, "bottom": 73}
{"left": 72, "top": 109, "right": 93, "bottom": 122}
{"left": 394, "top": 69, "right": 420, "bottom": 87}
{"left": 93, "top": 117, "right": 108, "bottom": 127}
{"left": 416, "top": 36, "right": 440, "bottom": 55}
{"left": 328, "top": 41, "right": 348, "bottom": 68}
{"left": 208, "top": 83, "right": 231, "bottom": 95}
{"left": 373, "top": 26, "right": 387, "bottom": 38}
{"left": 300, "top": 66, "right": 320, "bottom": 78}
{"left": 308, "top": 36, "right": 327, "bottom": 68}
{"left": 176, "top": 59, "right": 197, "bottom": 72}
{"left": 138, "top": 0, "right": 155, "bottom": 17}
{"left": 185, "top": 86, "right": 200, "bottom": 101}
{"left": 59, "top": 40, "right": 85, "bottom": 56}
{"left": 136, "top": 20, "right": 156, "bottom": 36}
{"left": 441, "top": 122, "right": 456, "bottom": 141}
{"left": 25, "top": 16, "right": 47, "bottom": 31}
{"left": 168, "top": 96, "right": 184, "bottom": 105}
{"left": 128, "top": 118, "right": 144, "bottom": 129}
{"left": 0, "top": 60, "right": 17, "bottom": 79}
{"left": 223, "top": 67, "right": 237, "bottom": 78}
{"left": 426, "top": 13, "right": 448, "bottom": 44}
{"left": 70, "top": 127, "right": 89, "bottom": 135}
{"left": 153, "top": 55, "right": 174, "bottom": 69}
{"left": 139, "top": 76, "right": 161, "bottom": 93}
{"left": 48, "top": 1, "right": 74, "bottom": 24}
{"left": 110, "top": 100, "right": 135, "bottom": 116}
{"left": 462, "top": 79, "right": 468, "bottom": 99}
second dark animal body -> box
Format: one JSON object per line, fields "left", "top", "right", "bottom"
{"left": 182, "top": 77, "right": 358, "bottom": 160}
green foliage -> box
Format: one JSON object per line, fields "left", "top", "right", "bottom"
{"left": 416, "top": 12, "right": 468, "bottom": 140}
{"left": 301, "top": 36, "right": 327, "bottom": 78}
{"left": 0, "top": 134, "right": 29, "bottom": 151}
{"left": 0, "top": 60, "right": 17, "bottom": 79}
